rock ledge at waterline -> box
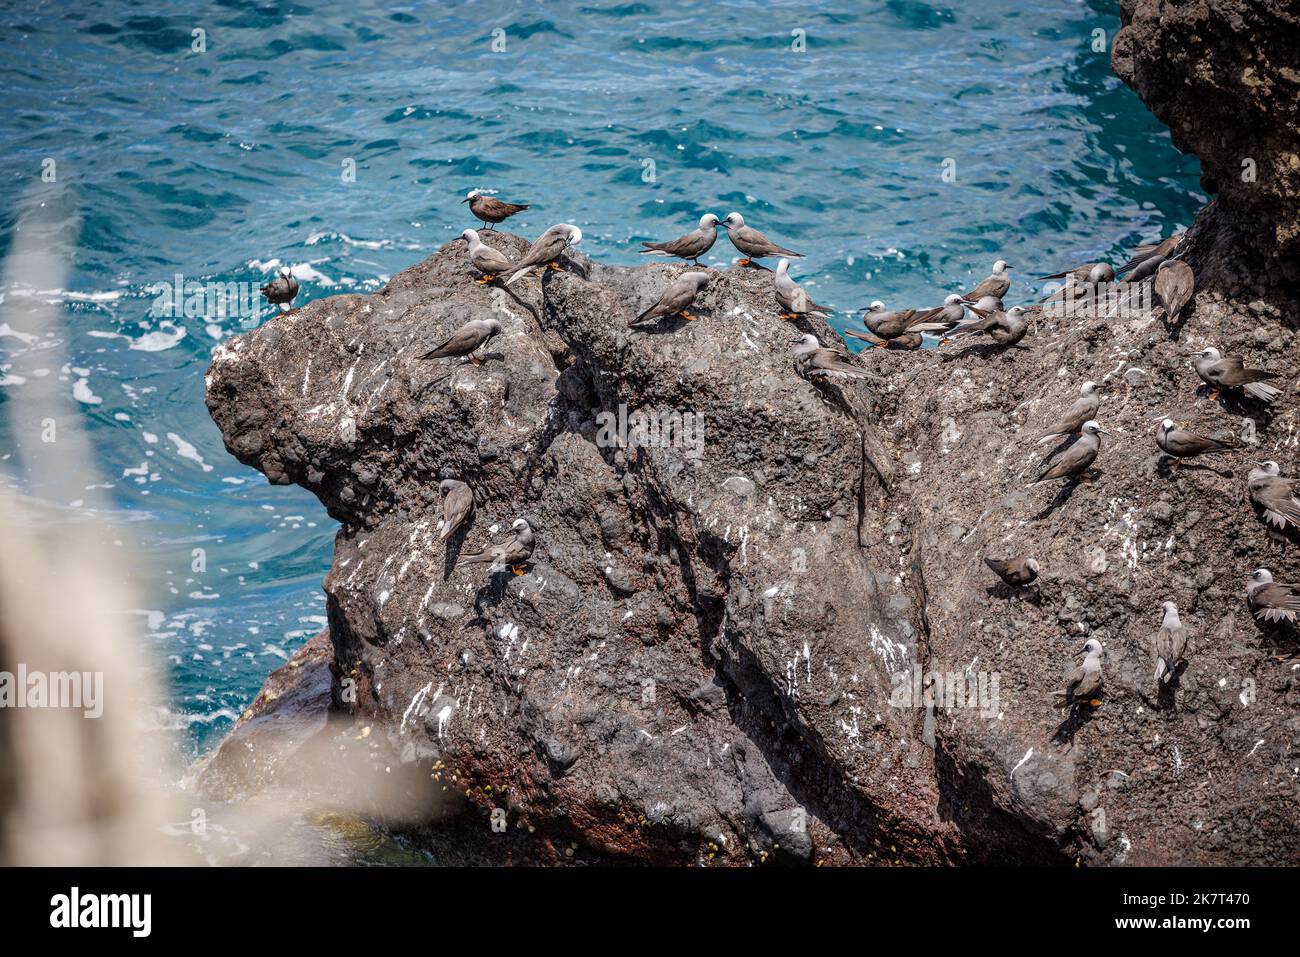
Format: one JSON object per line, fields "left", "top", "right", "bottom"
{"left": 200, "top": 219, "right": 1299, "bottom": 864}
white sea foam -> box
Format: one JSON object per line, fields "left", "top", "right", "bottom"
{"left": 167, "top": 432, "right": 213, "bottom": 471}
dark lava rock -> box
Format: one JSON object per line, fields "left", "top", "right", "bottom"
{"left": 204, "top": 36, "right": 1300, "bottom": 861}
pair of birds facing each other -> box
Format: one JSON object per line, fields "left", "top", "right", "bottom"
{"left": 459, "top": 223, "right": 582, "bottom": 286}
{"left": 435, "top": 480, "right": 535, "bottom": 575}
{"left": 641, "top": 212, "right": 802, "bottom": 267}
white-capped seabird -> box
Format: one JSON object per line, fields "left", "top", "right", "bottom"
{"left": 438, "top": 479, "right": 475, "bottom": 540}
{"left": 773, "top": 258, "right": 829, "bottom": 320}
{"left": 792, "top": 334, "right": 876, "bottom": 381}
{"left": 458, "top": 518, "right": 535, "bottom": 575}
{"left": 1152, "top": 259, "right": 1195, "bottom": 324}
{"left": 1153, "top": 600, "right": 1188, "bottom": 687}
{"left": 852, "top": 301, "right": 950, "bottom": 342}
{"left": 419, "top": 318, "right": 503, "bottom": 365}
{"left": 1156, "top": 419, "right": 1237, "bottom": 468}
{"left": 1038, "top": 381, "right": 1103, "bottom": 443}
{"left": 1193, "top": 347, "right": 1281, "bottom": 403}
{"left": 984, "top": 556, "right": 1039, "bottom": 587}
{"left": 1052, "top": 638, "right": 1104, "bottom": 708}
{"left": 640, "top": 214, "right": 720, "bottom": 265}
{"left": 634, "top": 271, "right": 711, "bottom": 324}
{"left": 721, "top": 212, "right": 802, "bottom": 265}
{"left": 1247, "top": 460, "right": 1300, "bottom": 532}
{"left": 911, "top": 294, "right": 967, "bottom": 332}
{"left": 1246, "top": 568, "right": 1300, "bottom": 624}
{"left": 462, "top": 189, "right": 529, "bottom": 231}
{"left": 260, "top": 269, "right": 300, "bottom": 314}
{"left": 461, "top": 228, "right": 514, "bottom": 284}
{"left": 502, "top": 224, "right": 582, "bottom": 285}
{"left": 961, "top": 260, "right": 1011, "bottom": 304}
{"left": 1029, "top": 420, "right": 1108, "bottom": 485}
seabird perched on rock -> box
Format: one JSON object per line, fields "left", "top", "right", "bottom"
{"left": 502, "top": 224, "right": 582, "bottom": 285}
{"left": 984, "top": 556, "right": 1039, "bottom": 588}
{"left": 1152, "top": 259, "right": 1195, "bottom": 324}
{"left": 260, "top": 269, "right": 299, "bottom": 314}
{"left": 792, "top": 334, "right": 877, "bottom": 382}
{"left": 461, "top": 189, "right": 529, "bottom": 231}
{"left": 721, "top": 212, "right": 802, "bottom": 265}
{"left": 1039, "top": 262, "right": 1114, "bottom": 314}
{"left": 947, "top": 304, "right": 1030, "bottom": 347}
{"left": 1156, "top": 419, "right": 1237, "bottom": 468}
{"left": 1247, "top": 460, "right": 1300, "bottom": 532}
{"left": 1192, "top": 347, "right": 1280, "bottom": 403}
{"left": 1153, "top": 600, "right": 1188, "bottom": 687}
{"left": 1037, "top": 381, "right": 1103, "bottom": 444}
{"left": 1039, "top": 261, "right": 1115, "bottom": 284}
{"left": 1029, "top": 420, "right": 1108, "bottom": 485}
{"left": 912, "top": 294, "right": 967, "bottom": 332}
{"left": 419, "top": 318, "right": 503, "bottom": 365}
{"left": 458, "top": 517, "right": 535, "bottom": 575}
{"left": 461, "top": 228, "right": 514, "bottom": 284}
{"left": 773, "top": 258, "right": 829, "bottom": 320}
{"left": 1246, "top": 568, "right": 1300, "bottom": 624}
{"left": 634, "top": 271, "right": 711, "bottom": 324}
{"left": 1118, "top": 231, "right": 1184, "bottom": 276}
{"left": 640, "top": 214, "right": 720, "bottom": 265}
{"left": 438, "top": 479, "right": 475, "bottom": 540}
{"left": 849, "top": 301, "right": 949, "bottom": 343}
{"left": 960, "top": 260, "right": 1011, "bottom": 304}
{"left": 1124, "top": 253, "right": 1167, "bottom": 284}
{"left": 849, "top": 331, "right": 924, "bottom": 350}
{"left": 1052, "top": 638, "right": 1104, "bottom": 708}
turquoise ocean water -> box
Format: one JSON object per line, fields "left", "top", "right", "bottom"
{"left": 0, "top": 0, "right": 1202, "bottom": 760}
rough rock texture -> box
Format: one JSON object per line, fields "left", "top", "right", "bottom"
{"left": 201, "top": 4, "right": 1300, "bottom": 864}
{"left": 206, "top": 223, "right": 1300, "bottom": 864}
{"left": 191, "top": 630, "right": 334, "bottom": 801}
{"left": 1114, "top": 0, "right": 1300, "bottom": 287}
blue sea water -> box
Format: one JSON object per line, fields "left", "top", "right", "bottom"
{"left": 0, "top": 0, "right": 1202, "bottom": 760}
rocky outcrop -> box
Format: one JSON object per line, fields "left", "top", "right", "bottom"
{"left": 1113, "top": 0, "right": 1300, "bottom": 288}
{"left": 205, "top": 222, "right": 1300, "bottom": 864}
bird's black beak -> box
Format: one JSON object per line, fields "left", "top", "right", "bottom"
{"left": 459, "top": 197, "right": 470, "bottom": 204}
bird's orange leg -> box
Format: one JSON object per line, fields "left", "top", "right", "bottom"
{"left": 476, "top": 274, "right": 495, "bottom": 285}
{"left": 680, "top": 310, "right": 697, "bottom": 321}
{"left": 548, "top": 261, "right": 564, "bottom": 272}
{"left": 511, "top": 564, "right": 527, "bottom": 576}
